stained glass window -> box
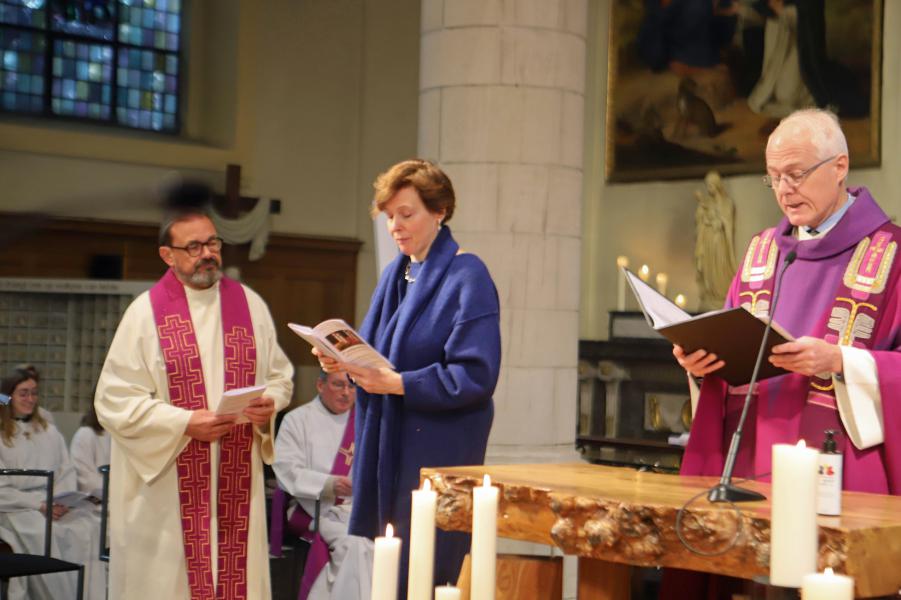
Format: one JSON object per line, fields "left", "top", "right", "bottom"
{"left": 0, "top": 0, "right": 182, "bottom": 133}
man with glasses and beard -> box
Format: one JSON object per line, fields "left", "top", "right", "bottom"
{"left": 96, "top": 208, "right": 294, "bottom": 600}
{"left": 665, "top": 108, "right": 901, "bottom": 597}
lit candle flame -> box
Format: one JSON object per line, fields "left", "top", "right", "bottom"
{"left": 616, "top": 255, "right": 629, "bottom": 268}
{"left": 422, "top": 478, "right": 431, "bottom": 492}
{"left": 824, "top": 567, "right": 834, "bottom": 576}
{"left": 483, "top": 474, "right": 491, "bottom": 487}
{"left": 797, "top": 439, "right": 807, "bottom": 448}
{"left": 639, "top": 264, "right": 650, "bottom": 281}
{"left": 674, "top": 294, "right": 687, "bottom": 308}
{"left": 385, "top": 523, "right": 394, "bottom": 538}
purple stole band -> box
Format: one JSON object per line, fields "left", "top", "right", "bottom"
{"left": 150, "top": 270, "right": 256, "bottom": 600}
{"left": 735, "top": 226, "right": 898, "bottom": 445}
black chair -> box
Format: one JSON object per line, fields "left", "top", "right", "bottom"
{"left": 267, "top": 485, "right": 320, "bottom": 600}
{"left": 0, "top": 469, "right": 85, "bottom": 600}
{"left": 97, "top": 465, "right": 110, "bottom": 562}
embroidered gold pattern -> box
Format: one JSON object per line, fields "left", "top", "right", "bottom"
{"left": 740, "top": 234, "right": 778, "bottom": 283}
{"left": 738, "top": 289, "right": 772, "bottom": 316}
{"left": 842, "top": 236, "right": 896, "bottom": 295}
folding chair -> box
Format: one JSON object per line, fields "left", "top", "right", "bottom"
{"left": 0, "top": 469, "right": 85, "bottom": 600}
{"left": 97, "top": 465, "right": 110, "bottom": 562}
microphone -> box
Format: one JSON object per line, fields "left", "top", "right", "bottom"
{"left": 708, "top": 249, "right": 797, "bottom": 503}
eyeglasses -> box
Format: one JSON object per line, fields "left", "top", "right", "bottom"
{"left": 167, "top": 237, "right": 224, "bottom": 257}
{"left": 762, "top": 155, "right": 837, "bottom": 190}
{"left": 328, "top": 380, "right": 354, "bottom": 391}
{"left": 13, "top": 389, "right": 38, "bottom": 398}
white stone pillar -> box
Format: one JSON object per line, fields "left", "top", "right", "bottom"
{"left": 418, "top": 0, "right": 587, "bottom": 465}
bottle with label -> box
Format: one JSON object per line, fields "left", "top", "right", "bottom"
{"left": 817, "top": 430, "right": 843, "bottom": 516}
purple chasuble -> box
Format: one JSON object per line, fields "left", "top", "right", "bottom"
{"left": 681, "top": 187, "right": 901, "bottom": 495}
{"left": 150, "top": 270, "right": 257, "bottom": 600}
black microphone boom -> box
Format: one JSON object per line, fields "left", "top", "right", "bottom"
{"left": 708, "top": 249, "right": 798, "bottom": 503}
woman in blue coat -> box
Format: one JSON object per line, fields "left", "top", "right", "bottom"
{"left": 316, "top": 159, "right": 501, "bottom": 597}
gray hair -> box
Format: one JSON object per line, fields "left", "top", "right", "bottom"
{"left": 773, "top": 108, "right": 849, "bottom": 160}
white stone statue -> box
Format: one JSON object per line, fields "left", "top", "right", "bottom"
{"left": 695, "top": 171, "right": 737, "bottom": 310}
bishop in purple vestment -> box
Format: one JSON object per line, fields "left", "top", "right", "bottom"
{"left": 676, "top": 108, "right": 901, "bottom": 495}
{"left": 665, "top": 107, "right": 901, "bottom": 600}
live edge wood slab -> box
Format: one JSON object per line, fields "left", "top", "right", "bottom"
{"left": 421, "top": 462, "right": 901, "bottom": 599}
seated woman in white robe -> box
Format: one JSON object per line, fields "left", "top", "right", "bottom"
{"left": 0, "top": 368, "right": 107, "bottom": 600}
{"left": 69, "top": 402, "right": 111, "bottom": 495}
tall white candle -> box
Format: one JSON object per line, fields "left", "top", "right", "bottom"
{"left": 371, "top": 523, "right": 402, "bottom": 600}
{"left": 638, "top": 264, "right": 650, "bottom": 282}
{"left": 435, "top": 584, "right": 462, "bottom": 600}
{"left": 801, "top": 568, "right": 854, "bottom": 600}
{"left": 655, "top": 272, "right": 668, "bottom": 296}
{"left": 407, "top": 479, "right": 437, "bottom": 600}
{"left": 471, "top": 474, "right": 498, "bottom": 600}
{"left": 771, "top": 440, "right": 820, "bottom": 587}
{"left": 616, "top": 256, "right": 629, "bottom": 311}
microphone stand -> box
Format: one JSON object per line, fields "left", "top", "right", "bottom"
{"left": 708, "top": 250, "right": 797, "bottom": 503}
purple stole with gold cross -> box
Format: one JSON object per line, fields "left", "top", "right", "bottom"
{"left": 150, "top": 269, "right": 256, "bottom": 600}
{"left": 736, "top": 225, "right": 898, "bottom": 444}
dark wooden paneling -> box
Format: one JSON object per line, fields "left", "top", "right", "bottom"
{"left": 0, "top": 213, "right": 362, "bottom": 373}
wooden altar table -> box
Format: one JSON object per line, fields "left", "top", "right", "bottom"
{"left": 421, "top": 462, "right": 901, "bottom": 599}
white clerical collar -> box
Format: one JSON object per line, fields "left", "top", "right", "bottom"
{"left": 797, "top": 193, "right": 854, "bottom": 241}
{"left": 184, "top": 280, "right": 221, "bottom": 300}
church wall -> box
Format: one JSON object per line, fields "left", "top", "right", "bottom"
{"left": 0, "top": 0, "right": 421, "bottom": 407}
{"left": 580, "top": 0, "right": 901, "bottom": 340}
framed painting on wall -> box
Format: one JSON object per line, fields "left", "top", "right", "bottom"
{"left": 605, "top": 0, "right": 883, "bottom": 182}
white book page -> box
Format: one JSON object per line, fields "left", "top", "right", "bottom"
{"left": 216, "top": 384, "right": 266, "bottom": 424}
{"left": 289, "top": 320, "right": 394, "bottom": 370}
{"left": 624, "top": 268, "right": 692, "bottom": 328}
{"left": 53, "top": 490, "right": 94, "bottom": 508}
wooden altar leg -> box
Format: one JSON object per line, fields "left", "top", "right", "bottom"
{"left": 577, "top": 557, "right": 631, "bottom": 600}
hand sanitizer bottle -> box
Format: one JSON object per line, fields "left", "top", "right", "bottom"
{"left": 817, "top": 430, "right": 843, "bottom": 516}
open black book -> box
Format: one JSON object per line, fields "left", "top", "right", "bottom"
{"left": 624, "top": 268, "right": 794, "bottom": 386}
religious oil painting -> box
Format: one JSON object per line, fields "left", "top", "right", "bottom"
{"left": 605, "top": 0, "right": 883, "bottom": 182}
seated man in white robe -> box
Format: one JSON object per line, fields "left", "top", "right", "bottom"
{"left": 273, "top": 371, "right": 372, "bottom": 600}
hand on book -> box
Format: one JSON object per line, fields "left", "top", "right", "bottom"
{"left": 673, "top": 345, "right": 725, "bottom": 378}
{"left": 40, "top": 502, "right": 69, "bottom": 520}
{"left": 242, "top": 396, "right": 276, "bottom": 426}
{"left": 312, "top": 347, "right": 345, "bottom": 374}
{"left": 768, "top": 336, "right": 843, "bottom": 377}
{"left": 344, "top": 363, "right": 404, "bottom": 396}
{"left": 186, "top": 409, "right": 238, "bottom": 442}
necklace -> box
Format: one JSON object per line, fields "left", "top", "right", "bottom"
{"left": 404, "top": 262, "right": 416, "bottom": 283}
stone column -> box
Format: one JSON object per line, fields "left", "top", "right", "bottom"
{"left": 419, "top": 0, "right": 587, "bottom": 465}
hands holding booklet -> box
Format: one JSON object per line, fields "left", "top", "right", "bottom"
{"left": 288, "top": 319, "right": 393, "bottom": 370}
{"left": 624, "top": 268, "right": 795, "bottom": 386}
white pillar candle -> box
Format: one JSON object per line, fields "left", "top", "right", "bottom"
{"left": 674, "top": 294, "right": 687, "bottom": 309}
{"left": 616, "top": 256, "right": 629, "bottom": 311}
{"left": 471, "top": 474, "right": 498, "bottom": 600}
{"left": 372, "top": 523, "right": 402, "bottom": 600}
{"left": 801, "top": 568, "right": 854, "bottom": 600}
{"left": 655, "top": 272, "right": 668, "bottom": 296}
{"left": 638, "top": 264, "right": 650, "bottom": 282}
{"left": 435, "top": 584, "right": 462, "bottom": 600}
{"left": 407, "top": 479, "right": 437, "bottom": 600}
{"left": 771, "top": 440, "right": 820, "bottom": 588}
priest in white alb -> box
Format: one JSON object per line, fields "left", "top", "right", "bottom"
{"left": 95, "top": 209, "right": 293, "bottom": 600}
{"left": 272, "top": 370, "right": 372, "bottom": 600}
